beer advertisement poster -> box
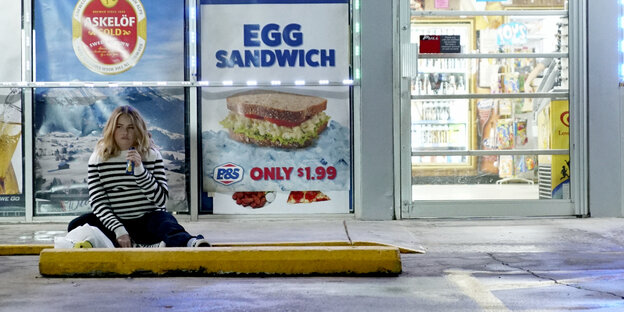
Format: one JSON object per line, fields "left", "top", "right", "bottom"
{"left": 33, "top": 0, "right": 188, "bottom": 215}
{"left": 35, "top": 0, "right": 184, "bottom": 81}
{"left": 0, "top": 1, "right": 24, "bottom": 213}
{"left": 200, "top": 0, "right": 351, "bottom": 214}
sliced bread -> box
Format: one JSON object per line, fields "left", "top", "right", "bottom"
{"left": 226, "top": 90, "right": 327, "bottom": 124}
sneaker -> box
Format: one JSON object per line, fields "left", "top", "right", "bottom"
{"left": 188, "top": 235, "right": 211, "bottom": 247}
{"left": 133, "top": 241, "right": 166, "bottom": 248}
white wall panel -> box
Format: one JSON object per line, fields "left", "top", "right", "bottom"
{"left": 588, "top": 0, "right": 622, "bottom": 216}
{"left": 0, "top": 1, "right": 21, "bottom": 81}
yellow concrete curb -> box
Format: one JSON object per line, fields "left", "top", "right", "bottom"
{"left": 214, "top": 241, "right": 425, "bottom": 254}
{"left": 1, "top": 241, "right": 424, "bottom": 255}
{"left": 39, "top": 246, "right": 402, "bottom": 277}
{"left": 0, "top": 244, "right": 52, "bottom": 256}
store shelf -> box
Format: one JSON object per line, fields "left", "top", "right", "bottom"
{"left": 418, "top": 53, "right": 567, "bottom": 59}
{"left": 413, "top": 146, "right": 467, "bottom": 151}
{"left": 412, "top": 92, "right": 568, "bottom": 100}
{"left": 412, "top": 10, "right": 568, "bottom": 17}
{"left": 412, "top": 149, "right": 568, "bottom": 157}
{"left": 417, "top": 68, "right": 468, "bottom": 74}
{"left": 412, "top": 120, "right": 466, "bottom": 125}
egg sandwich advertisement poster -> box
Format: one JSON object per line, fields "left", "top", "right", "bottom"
{"left": 32, "top": 0, "right": 189, "bottom": 215}
{"left": 200, "top": 0, "right": 351, "bottom": 213}
{"left": 0, "top": 1, "right": 24, "bottom": 211}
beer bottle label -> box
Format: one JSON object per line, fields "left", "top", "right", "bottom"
{"left": 126, "top": 147, "right": 135, "bottom": 175}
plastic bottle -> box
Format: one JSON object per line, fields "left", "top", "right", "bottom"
{"left": 73, "top": 241, "right": 93, "bottom": 248}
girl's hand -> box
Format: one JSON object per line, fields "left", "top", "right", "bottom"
{"left": 127, "top": 149, "right": 142, "bottom": 169}
{"left": 117, "top": 234, "right": 132, "bottom": 248}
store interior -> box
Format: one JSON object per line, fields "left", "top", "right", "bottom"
{"left": 409, "top": 0, "right": 569, "bottom": 201}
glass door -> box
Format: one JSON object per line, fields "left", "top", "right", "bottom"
{"left": 401, "top": 0, "right": 585, "bottom": 217}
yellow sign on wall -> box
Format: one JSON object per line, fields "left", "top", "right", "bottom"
{"left": 550, "top": 100, "right": 570, "bottom": 198}
{"left": 538, "top": 100, "right": 569, "bottom": 198}
{"left": 538, "top": 100, "right": 570, "bottom": 199}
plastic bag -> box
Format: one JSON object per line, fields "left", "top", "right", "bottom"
{"left": 54, "top": 225, "right": 115, "bottom": 248}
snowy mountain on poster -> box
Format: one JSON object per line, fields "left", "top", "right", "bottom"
{"left": 35, "top": 87, "right": 185, "bottom": 141}
{"left": 33, "top": 87, "right": 187, "bottom": 214}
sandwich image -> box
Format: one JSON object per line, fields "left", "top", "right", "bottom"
{"left": 219, "top": 90, "right": 330, "bottom": 148}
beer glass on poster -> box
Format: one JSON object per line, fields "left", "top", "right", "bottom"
{"left": 0, "top": 89, "right": 21, "bottom": 195}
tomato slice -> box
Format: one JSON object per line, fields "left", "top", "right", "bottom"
{"left": 265, "top": 117, "right": 301, "bottom": 128}
{"left": 244, "top": 113, "right": 264, "bottom": 120}
{"left": 244, "top": 114, "right": 301, "bottom": 128}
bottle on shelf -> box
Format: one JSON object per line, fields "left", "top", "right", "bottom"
{"left": 448, "top": 75, "right": 456, "bottom": 95}
{"left": 457, "top": 76, "right": 465, "bottom": 93}
{"left": 441, "top": 101, "right": 450, "bottom": 120}
{"left": 423, "top": 125, "right": 432, "bottom": 147}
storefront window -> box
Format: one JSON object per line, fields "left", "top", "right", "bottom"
{"left": 33, "top": 87, "right": 188, "bottom": 215}
{"left": 408, "top": 0, "right": 570, "bottom": 202}
{"left": 199, "top": 0, "right": 352, "bottom": 214}
{"left": 0, "top": 1, "right": 24, "bottom": 217}
{"left": 0, "top": 0, "right": 354, "bottom": 219}
{"left": 33, "top": 0, "right": 189, "bottom": 216}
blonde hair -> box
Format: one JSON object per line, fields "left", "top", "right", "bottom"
{"left": 96, "top": 105, "right": 154, "bottom": 160}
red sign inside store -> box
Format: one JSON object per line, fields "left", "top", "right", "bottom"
{"left": 419, "top": 35, "right": 461, "bottom": 53}
{"left": 419, "top": 35, "right": 441, "bottom": 53}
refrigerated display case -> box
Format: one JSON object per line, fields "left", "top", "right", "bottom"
{"left": 410, "top": 19, "right": 477, "bottom": 175}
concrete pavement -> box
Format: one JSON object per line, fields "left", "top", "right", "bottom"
{"left": 1, "top": 217, "right": 624, "bottom": 311}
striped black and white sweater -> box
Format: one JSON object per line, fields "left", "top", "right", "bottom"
{"left": 87, "top": 148, "right": 168, "bottom": 238}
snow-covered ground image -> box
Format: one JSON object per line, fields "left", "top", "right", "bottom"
{"left": 202, "top": 120, "right": 351, "bottom": 193}
{"left": 34, "top": 87, "right": 188, "bottom": 214}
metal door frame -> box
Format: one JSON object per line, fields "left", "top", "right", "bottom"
{"left": 396, "top": 0, "right": 588, "bottom": 218}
